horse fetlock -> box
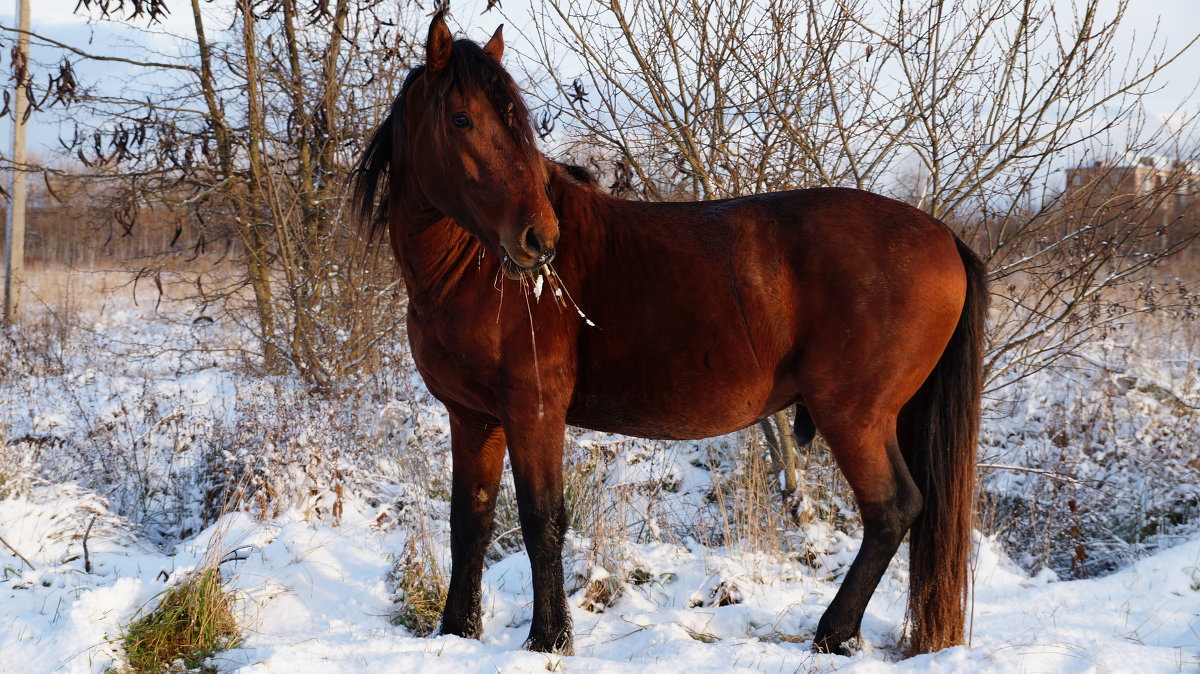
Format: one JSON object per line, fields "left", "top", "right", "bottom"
{"left": 813, "top": 617, "right": 862, "bottom": 656}
{"left": 523, "top": 622, "right": 574, "bottom": 655}
{"left": 440, "top": 580, "right": 486, "bottom": 637}
{"left": 438, "top": 607, "right": 483, "bottom": 640}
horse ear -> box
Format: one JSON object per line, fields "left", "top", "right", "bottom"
{"left": 483, "top": 25, "right": 504, "bottom": 62}
{"left": 427, "top": 9, "right": 453, "bottom": 72}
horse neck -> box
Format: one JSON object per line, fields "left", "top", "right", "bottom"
{"left": 387, "top": 169, "right": 617, "bottom": 306}
{"left": 548, "top": 171, "right": 617, "bottom": 267}
{"left": 388, "top": 187, "right": 483, "bottom": 307}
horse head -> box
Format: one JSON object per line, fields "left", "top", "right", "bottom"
{"left": 392, "top": 11, "right": 558, "bottom": 277}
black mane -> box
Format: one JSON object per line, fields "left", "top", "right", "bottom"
{"left": 555, "top": 161, "right": 600, "bottom": 187}
{"left": 351, "top": 66, "right": 421, "bottom": 244}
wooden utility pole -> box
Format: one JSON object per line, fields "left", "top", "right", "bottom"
{"left": 4, "top": 0, "right": 30, "bottom": 322}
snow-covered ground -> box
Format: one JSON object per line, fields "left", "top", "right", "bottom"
{"left": 1, "top": 485, "right": 1197, "bottom": 673}
{"left": 2, "top": 273, "right": 1199, "bottom": 672}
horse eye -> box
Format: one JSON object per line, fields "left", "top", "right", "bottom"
{"left": 452, "top": 113, "right": 471, "bottom": 129}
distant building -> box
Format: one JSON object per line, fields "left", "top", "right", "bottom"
{"left": 1064, "top": 156, "right": 1200, "bottom": 247}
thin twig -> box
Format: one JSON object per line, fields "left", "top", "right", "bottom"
{"left": 0, "top": 24, "right": 197, "bottom": 72}
{"left": 82, "top": 515, "right": 96, "bottom": 574}
{"left": 0, "top": 533, "right": 36, "bottom": 572}
{"left": 978, "top": 462, "right": 1094, "bottom": 487}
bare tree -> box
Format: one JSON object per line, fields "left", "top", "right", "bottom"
{"left": 1, "top": 0, "right": 424, "bottom": 385}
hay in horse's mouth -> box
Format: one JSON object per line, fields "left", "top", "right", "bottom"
{"left": 501, "top": 249, "right": 555, "bottom": 280}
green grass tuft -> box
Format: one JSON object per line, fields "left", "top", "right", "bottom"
{"left": 121, "top": 566, "right": 239, "bottom": 673}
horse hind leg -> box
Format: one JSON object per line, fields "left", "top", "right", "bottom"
{"left": 813, "top": 419, "right": 922, "bottom": 655}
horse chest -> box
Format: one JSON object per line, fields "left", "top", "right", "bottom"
{"left": 407, "top": 310, "right": 505, "bottom": 414}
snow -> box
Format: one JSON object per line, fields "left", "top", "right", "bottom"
{"left": 1, "top": 485, "right": 1197, "bottom": 673}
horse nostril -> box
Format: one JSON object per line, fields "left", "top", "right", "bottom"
{"left": 523, "top": 225, "right": 542, "bottom": 254}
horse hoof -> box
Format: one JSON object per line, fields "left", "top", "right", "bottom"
{"left": 523, "top": 630, "right": 574, "bottom": 655}
{"left": 813, "top": 630, "right": 860, "bottom": 656}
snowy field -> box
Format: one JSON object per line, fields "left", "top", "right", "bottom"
{"left": 1, "top": 272, "right": 1199, "bottom": 673}
{"left": 2, "top": 491, "right": 1197, "bottom": 673}
{"left": 0, "top": 490, "right": 1197, "bottom": 674}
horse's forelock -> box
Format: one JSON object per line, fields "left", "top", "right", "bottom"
{"left": 436, "top": 39, "right": 538, "bottom": 157}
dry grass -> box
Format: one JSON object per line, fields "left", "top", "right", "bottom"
{"left": 388, "top": 534, "right": 448, "bottom": 637}
{"left": 21, "top": 261, "right": 245, "bottom": 311}
{"left": 115, "top": 473, "right": 252, "bottom": 673}
{"left": 687, "top": 426, "right": 857, "bottom": 566}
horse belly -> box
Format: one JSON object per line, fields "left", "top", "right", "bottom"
{"left": 565, "top": 247, "right": 798, "bottom": 440}
{"left": 566, "top": 349, "right": 789, "bottom": 441}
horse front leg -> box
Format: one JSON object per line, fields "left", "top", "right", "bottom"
{"left": 440, "top": 411, "right": 507, "bottom": 640}
{"left": 504, "top": 408, "right": 573, "bottom": 654}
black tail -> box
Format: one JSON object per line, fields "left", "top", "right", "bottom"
{"left": 901, "top": 237, "right": 988, "bottom": 654}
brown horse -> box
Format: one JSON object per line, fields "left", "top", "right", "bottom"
{"left": 353, "top": 12, "right": 987, "bottom": 657}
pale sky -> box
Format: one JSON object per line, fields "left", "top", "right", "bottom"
{"left": 1, "top": 0, "right": 1197, "bottom": 160}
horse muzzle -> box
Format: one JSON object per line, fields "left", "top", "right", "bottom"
{"left": 501, "top": 246, "right": 556, "bottom": 279}
{"left": 500, "top": 216, "right": 559, "bottom": 278}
